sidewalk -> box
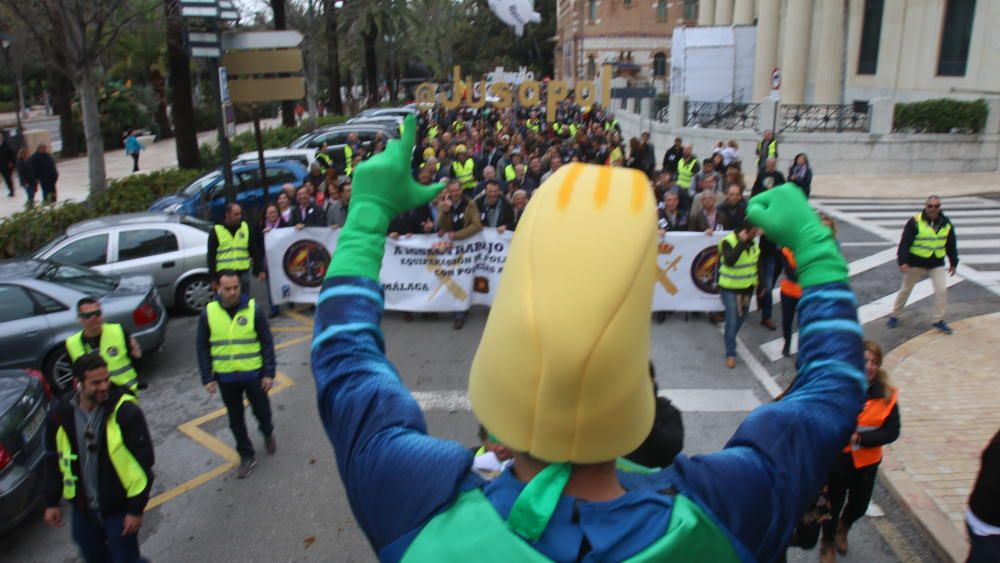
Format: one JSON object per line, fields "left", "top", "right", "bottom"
{"left": 879, "top": 312, "right": 1000, "bottom": 562}
{"left": 0, "top": 118, "right": 279, "bottom": 220}
{"left": 811, "top": 172, "right": 1000, "bottom": 199}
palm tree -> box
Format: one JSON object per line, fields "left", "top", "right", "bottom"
{"left": 165, "top": 0, "right": 199, "bottom": 167}
{"left": 109, "top": 27, "right": 172, "bottom": 139}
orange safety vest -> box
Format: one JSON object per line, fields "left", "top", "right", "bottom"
{"left": 779, "top": 248, "right": 802, "bottom": 298}
{"left": 843, "top": 389, "right": 898, "bottom": 468}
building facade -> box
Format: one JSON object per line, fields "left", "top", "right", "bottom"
{"left": 695, "top": 0, "right": 999, "bottom": 105}
{"left": 554, "top": 0, "right": 699, "bottom": 91}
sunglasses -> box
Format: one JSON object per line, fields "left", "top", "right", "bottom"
{"left": 79, "top": 310, "right": 102, "bottom": 319}
{"left": 926, "top": 204, "right": 941, "bottom": 209}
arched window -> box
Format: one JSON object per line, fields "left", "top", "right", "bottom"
{"left": 588, "top": 0, "right": 597, "bottom": 22}
{"left": 586, "top": 56, "right": 596, "bottom": 80}
{"left": 653, "top": 52, "right": 667, "bottom": 77}
{"left": 656, "top": 0, "right": 668, "bottom": 21}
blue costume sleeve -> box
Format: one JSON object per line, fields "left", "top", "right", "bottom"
{"left": 671, "top": 282, "right": 866, "bottom": 561}
{"left": 310, "top": 276, "right": 474, "bottom": 553}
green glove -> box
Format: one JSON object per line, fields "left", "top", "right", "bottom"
{"left": 327, "top": 114, "right": 443, "bottom": 280}
{"left": 746, "top": 183, "right": 847, "bottom": 287}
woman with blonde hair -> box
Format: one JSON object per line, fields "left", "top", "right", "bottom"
{"left": 820, "top": 340, "right": 901, "bottom": 562}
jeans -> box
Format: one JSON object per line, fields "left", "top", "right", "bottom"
{"left": 967, "top": 524, "right": 1000, "bottom": 563}
{"left": 219, "top": 378, "right": 274, "bottom": 460}
{"left": 71, "top": 507, "right": 144, "bottom": 563}
{"left": 721, "top": 289, "right": 751, "bottom": 358}
{"left": 822, "top": 453, "right": 879, "bottom": 541}
{"left": 1, "top": 168, "right": 13, "bottom": 195}
{"left": 130, "top": 153, "right": 140, "bottom": 172}
{"left": 23, "top": 180, "right": 36, "bottom": 207}
{"left": 781, "top": 293, "right": 800, "bottom": 348}
{"left": 758, "top": 253, "right": 778, "bottom": 321}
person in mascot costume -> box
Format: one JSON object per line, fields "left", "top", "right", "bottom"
{"left": 310, "top": 115, "right": 865, "bottom": 562}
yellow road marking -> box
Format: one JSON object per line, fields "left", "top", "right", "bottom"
{"left": 146, "top": 367, "right": 300, "bottom": 510}
{"left": 276, "top": 334, "right": 312, "bottom": 350}
{"left": 271, "top": 326, "right": 312, "bottom": 333}
{"left": 282, "top": 309, "right": 316, "bottom": 326}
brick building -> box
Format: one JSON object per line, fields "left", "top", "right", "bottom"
{"left": 554, "top": 0, "right": 699, "bottom": 92}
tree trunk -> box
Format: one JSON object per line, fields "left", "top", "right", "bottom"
{"left": 166, "top": 0, "right": 200, "bottom": 168}
{"left": 362, "top": 20, "right": 378, "bottom": 108}
{"left": 324, "top": 0, "right": 343, "bottom": 115}
{"left": 49, "top": 69, "right": 79, "bottom": 158}
{"left": 150, "top": 68, "right": 173, "bottom": 139}
{"left": 77, "top": 67, "right": 107, "bottom": 195}
{"left": 271, "top": 0, "right": 297, "bottom": 127}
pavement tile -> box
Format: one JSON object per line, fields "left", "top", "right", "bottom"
{"left": 881, "top": 312, "right": 1000, "bottom": 562}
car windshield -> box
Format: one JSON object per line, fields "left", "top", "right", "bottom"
{"left": 181, "top": 170, "right": 223, "bottom": 197}
{"left": 33, "top": 233, "right": 68, "bottom": 257}
{"left": 37, "top": 262, "right": 118, "bottom": 295}
{"left": 179, "top": 215, "right": 213, "bottom": 233}
{"left": 289, "top": 132, "right": 314, "bottom": 148}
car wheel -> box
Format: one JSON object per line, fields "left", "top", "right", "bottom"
{"left": 42, "top": 348, "right": 74, "bottom": 396}
{"left": 177, "top": 275, "right": 214, "bottom": 315}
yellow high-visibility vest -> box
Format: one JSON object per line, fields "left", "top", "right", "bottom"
{"left": 206, "top": 299, "right": 263, "bottom": 374}
{"left": 66, "top": 323, "right": 138, "bottom": 393}
{"left": 717, "top": 232, "right": 760, "bottom": 290}
{"left": 214, "top": 222, "right": 251, "bottom": 272}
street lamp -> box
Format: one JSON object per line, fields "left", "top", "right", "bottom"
{"left": 0, "top": 34, "right": 25, "bottom": 150}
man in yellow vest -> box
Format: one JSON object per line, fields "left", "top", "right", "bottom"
{"left": 343, "top": 132, "right": 360, "bottom": 176}
{"left": 197, "top": 270, "right": 277, "bottom": 478}
{"left": 755, "top": 130, "right": 778, "bottom": 172}
{"left": 316, "top": 141, "right": 334, "bottom": 170}
{"left": 66, "top": 297, "right": 142, "bottom": 395}
{"left": 43, "top": 352, "right": 154, "bottom": 562}
{"left": 718, "top": 221, "right": 762, "bottom": 369}
{"left": 451, "top": 145, "right": 477, "bottom": 191}
{"left": 208, "top": 203, "right": 264, "bottom": 296}
{"left": 675, "top": 144, "right": 700, "bottom": 191}
{"left": 888, "top": 195, "right": 958, "bottom": 333}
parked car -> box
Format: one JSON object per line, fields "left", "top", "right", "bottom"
{"left": 345, "top": 115, "right": 406, "bottom": 130}
{"left": 149, "top": 158, "right": 307, "bottom": 222}
{"left": 352, "top": 107, "right": 417, "bottom": 121}
{"left": 33, "top": 213, "right": 213, "bottom": 315}
{"left": 233, "top": 148, "right": 318, "bottom": 170}
{"left": 0, "top": 259, "right": 168, "bottom": 394}
{"left": 0, "top": 368, "right": 51, "bottom": 534}
{"left": 288, "top": 123, "right": 399, "bottom": 171}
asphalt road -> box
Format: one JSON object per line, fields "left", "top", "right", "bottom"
{"left": 6, "top": 196, "right": 996, "bottom": 562}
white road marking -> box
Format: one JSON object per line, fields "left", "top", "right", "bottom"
{"left": 875, "top": 217, "right": 1000, "bottom": 227}
{"left": 851, "top": 209, "right": 1000, "bottom": 218}
{"left": 412, "top": 388, "right": 764, "bottom": 413}
{"left": 958, "top": 254, "right": 1000, "bottom": 264}
{"left": 841, "top": 241, "right": 895, "bottom": 247}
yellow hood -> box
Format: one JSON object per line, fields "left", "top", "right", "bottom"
{"left": 469, "top": 163, "right": 658, "bottom": 463}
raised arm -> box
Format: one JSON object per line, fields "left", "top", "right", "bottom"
{"left": 671, "top": 184, "right": 866, "bottom": 561}
{"left": 310, "top": 115, "right": 473, "bottom": 552}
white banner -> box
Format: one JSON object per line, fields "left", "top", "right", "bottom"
{"left": 266, "top": 228, "right": 727, "bottom": 312}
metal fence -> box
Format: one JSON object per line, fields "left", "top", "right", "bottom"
{"left": 685, "top": 101, "right": 760, "bottom": 130}
{"left": 778, "top": 104, "right": 871, "bottom": 133}
{"left": 653, "top": 98, "right": 669, "bottom": 122}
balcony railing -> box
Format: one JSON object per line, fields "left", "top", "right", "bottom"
{"left": 653, "top": 98, "right": 669, "bottom": 122}
{"left": 685, "top": 101, "right": 760, "bottom": 130}
{"left": 779, "top": 104, "right": 871, "bottom": 133}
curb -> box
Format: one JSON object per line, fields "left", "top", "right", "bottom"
{"left": 880, "top": 466, "right": 968, "bottom": 562}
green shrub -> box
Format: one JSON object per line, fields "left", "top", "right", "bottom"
{"left": 0, "top": 168, "right": 203, "bottom": 258}
{"left": 893, "top": 98, "right": 988, "bottom": 133}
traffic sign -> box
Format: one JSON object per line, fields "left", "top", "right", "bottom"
{"left": 222, "top": 31, "right": 303, "bottom": 51}
{"left": 770, "top": 67, "right": 781, "bottom": 91}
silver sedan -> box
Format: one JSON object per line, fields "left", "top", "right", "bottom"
{"left": 33, "top": 212, "right": 214, "bottom": 315}
{"left": 0, "top": 259, "right": 169, "bottom": 393}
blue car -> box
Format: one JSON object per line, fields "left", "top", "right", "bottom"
{"left": 150, "top": 159, "right": 308, "bottom": 221}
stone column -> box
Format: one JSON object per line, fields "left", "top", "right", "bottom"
{"left": 733, "top": 0, "right": 754, "bottom": 25}
{"left": 715, "top": 0, "right": 734, "bottom": 25}
{"left": 668, "top": 95, "right": 688, "bottom": 129}
{"left": 779, "top": 0, "right": 813, "bottom": 104}
{"left": 751, "top": 0, "right": 780, "bottom": 100}
{"left": 698, "top": 0, "right": 715, "bottom": 26}
{"left": 813, "top": 0, "right": 846, "bottom": 104}
{"left": 869, "top": 98, "right": 894, "bottom": 135}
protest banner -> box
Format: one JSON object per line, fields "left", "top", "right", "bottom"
{"left": 266, "top": 228, "right": 726, "bottom": 312}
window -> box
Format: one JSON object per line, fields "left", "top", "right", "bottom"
{"left": 181, "top": 170, "right": 222, "bottom": 197}
{"left": 653, "top": 52, "right": 667, "bottom": 76}
{"left": 235, "top": 170, "right": 262, "bottom": 193}
{"left": 657, "top": 0, "right": 668, "bottom": 21}
{"left": 118, "top": 230, "right": 179, "bottom": 261}
{"left": 50, "top": 234, "right": 109, "bottom": 268}
{"left": 28, "top": 289, "right": 67, "bottom": 314}
{"left": 37, "top": 263, "right": 118, "bottom": 296}
{"left": 266, "top": 167, "right": 298, "bottom": 187}
{"left": 586, "top": 56, "right": 596, "bottom": 80}
{"left": 588, "top": 0, "right": 597, "bottom": 22}
{"left": 938, "top": 0, "right": 977, "bottom": 76}
{"left": 683, "top": 0, "right": 697, "bottom": 20}
{"left": 0, "top": 285, "right": 36, "bottom": 323}
{"left": 857, "top": 0, "right": 884, "bottom": 75}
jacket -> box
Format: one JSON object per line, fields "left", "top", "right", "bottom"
{"left": 196, "top": 294, "right": 276, "bottom": 384}
{"left": 388, "top": 205, "right": 433, "bottom": 236}
{"left": 29, "top": 151, "right": 59, "bottom": 185}
{"left": 855, "top": 380, "right": 901, "bottom": 449}
{"left": 662, "top": 145, "right": 684, "bottom": 173}
{"left": 474, "top": 195, "right": 515, "bottom": 229}
{"left": 438, "top": 196, "right": 483, "bottom": 240}
{"left": 16, "top": 158, "right": 35, "bottom": 187}
{"left": 310, "top": 275, "right": 865, "bottom": 562}
{"left": 688, "top": 208, "right": 734, "bottom": 233}
{"left": 787, "top": 165, "right": 812, "bottom": 196}
{"left": 897, "top": 212, "right": 958, "bottom": 270}
{"left": 43, "top": 387, "right": 155, "bottom": 516}
{"left": 291, "top": 204, "right": 326, "bottom": 227}
{"left": 207, "top": 221, "right": 264, "bottom": 276}
{"left": 969, "top": 428, "right": 1000, "bottom": 527}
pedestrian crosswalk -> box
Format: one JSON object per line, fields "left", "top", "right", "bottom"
{"left": 755, "top": 196, "right": 1000, "bottom": 361}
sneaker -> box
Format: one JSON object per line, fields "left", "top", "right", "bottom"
{"left": 760, "top": 319, "right": 777, "bottom": 331}
{"left": 265, "top": 434, "right": 277, "bottom": 455}
{"left": 886, "top": 316, "right": 898, "bottom": 329}
{"left": 725, "top": 356, "right": 737, "bottom": 369}
{"left": 237, "top": 458, "right": 256, "bottom": 479}
{"left": 453, "top": 317, "right": 465, "bottom": 330}
{"left": 781, "top": 341, "right": 791, "bottom": 357}
{"left": 932, "top": 320, "right": 953, "bottom": 335}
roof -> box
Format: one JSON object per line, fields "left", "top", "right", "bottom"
{"left": 65, "top": 213, "right": 186, "bottom": 236}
